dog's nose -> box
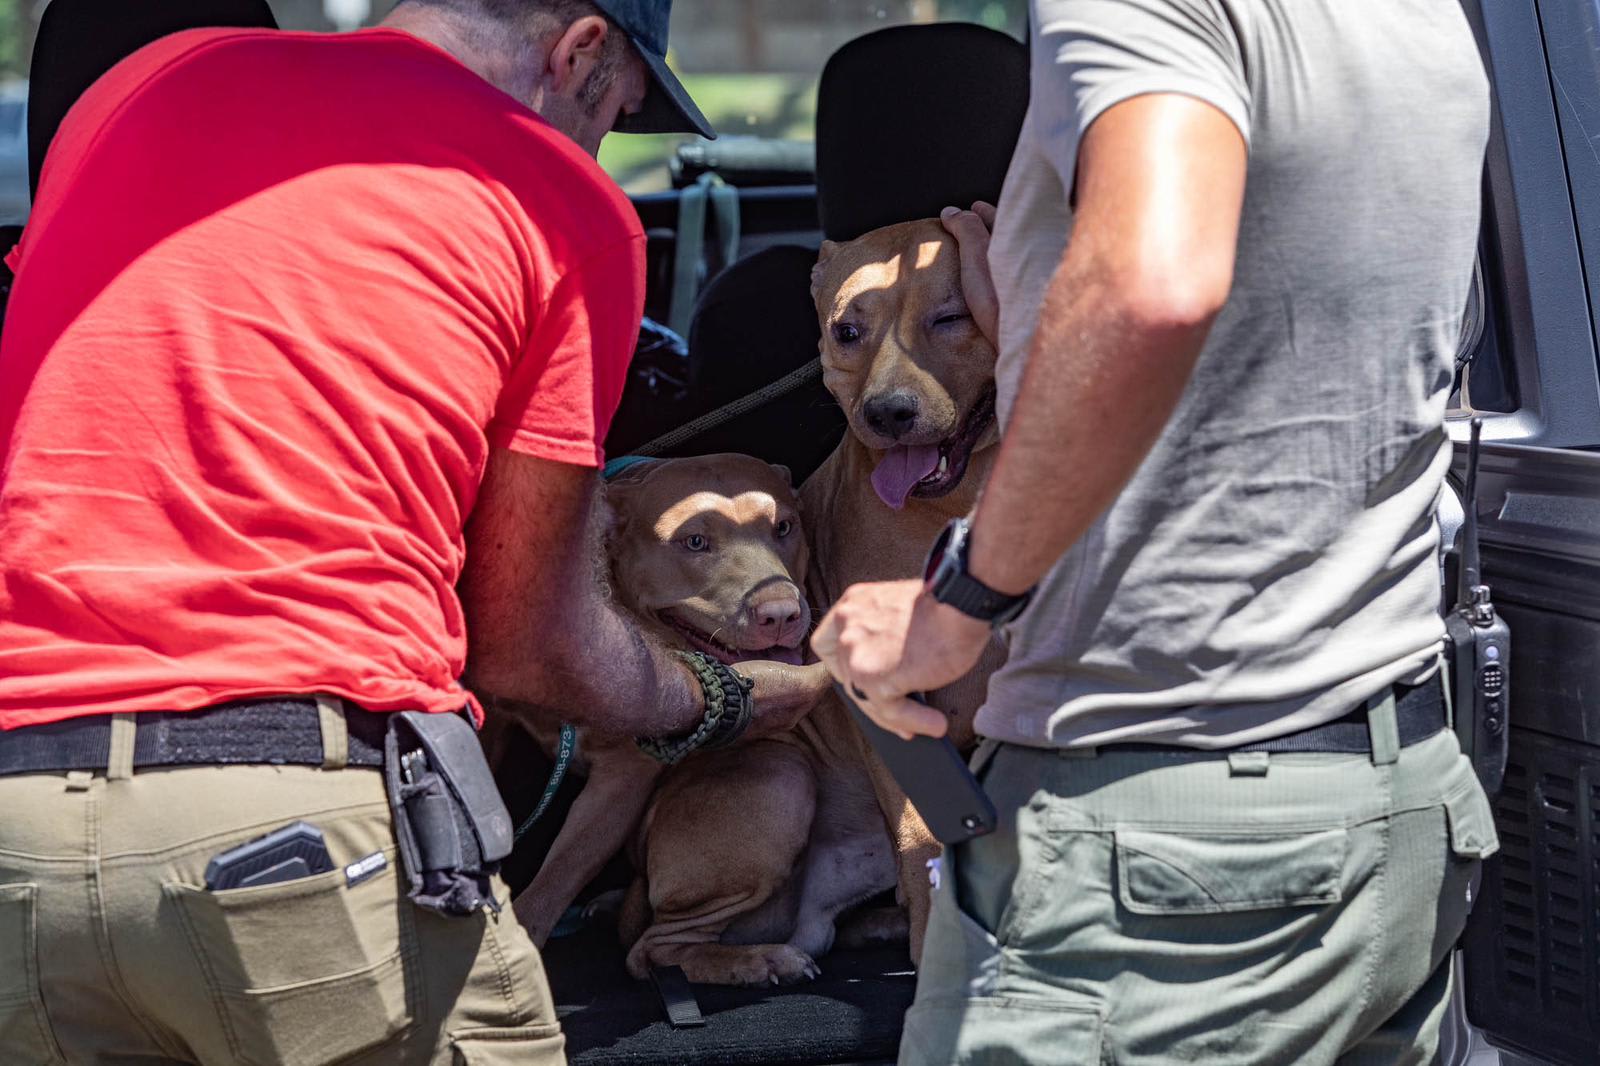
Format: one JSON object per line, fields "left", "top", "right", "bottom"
{"left": 863, "top": 392, "right": 920, "bottom": 441}
{"left": 753, "top": 594, "right": 804, "bottom": 633}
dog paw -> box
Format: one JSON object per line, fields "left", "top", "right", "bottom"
{"left": 764, "top": 945, "right": 822, "bottom": 985}
{"left": 727, "top": 945, "right": 821, "bottom": 987}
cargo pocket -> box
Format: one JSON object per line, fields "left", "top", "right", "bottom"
{"left": 449, "top": 1023, "right": 565, "bottom": 1065}
{"left": 919, "top": 837, "right": 1006, "bottom": 999}
{"left": 1114, "top": 827, "right": 1346, "bottom": 915}
{"left": 901, "top": 994, "right": 1103, "bottom": 1066}
{"left": 0, "top": 884, "right": 64, "bottom": 1065}
{"left": 1442, "top": 782, "right": 1499, "bottom": 860}
{"left": 167, "top": 861, "right": 416, "bottom": 1066}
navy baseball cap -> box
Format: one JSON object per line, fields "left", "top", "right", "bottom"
{"left": 590, "top": 0, "right": 716, "bottom": 139}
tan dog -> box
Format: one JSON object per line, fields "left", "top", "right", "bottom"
{"left": 801, "top": 218, "right": 1005, "bottom": 960}
{"left": 481, "top": 454, "right": 820, "bottom": 946}
{"left": 618, "top": 480, "right": 907, "bottom": 987}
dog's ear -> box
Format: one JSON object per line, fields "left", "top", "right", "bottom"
{"left": 811, "top": 241, "right": 839, "bottom": 303}
{"left": 604, "top": 457, "right": 657, "bottom": 486}
{"left": 600, "top": 462, "right": 652, "bottom": 542}
{"left": 596, "top": 483, "right": 626, "bottom": 547}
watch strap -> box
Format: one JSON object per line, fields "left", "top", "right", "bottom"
{"left": 928, "top": 517, "right": 1033, "bottom": 625}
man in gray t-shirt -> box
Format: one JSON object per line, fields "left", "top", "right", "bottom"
{"left": 815, "top": 1, "right": 1499, "bottom": 1061}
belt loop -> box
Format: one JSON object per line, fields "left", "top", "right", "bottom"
{"left": 316, "top": 696, "right": 349, "bottom": 771}
{"left": 1368, "top": 689, "right": 1401, "bottom": 766}
{"left": 107, "top": 713, "right": 137, "bottom": 780}
{"left": 1228, "top": 751, "right": 1271, "bottom": 776}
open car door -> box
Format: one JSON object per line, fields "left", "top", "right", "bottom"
{"left": 1453, "top": 2, "right": 1600, "bottom": 1064}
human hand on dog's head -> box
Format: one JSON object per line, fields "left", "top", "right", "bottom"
{"left": 737, "top": 660, "right": 834, "bottom": 740}
{"left": 939, "top": 201, "right": 999, "bottom": 349}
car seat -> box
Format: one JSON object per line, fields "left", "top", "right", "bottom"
{"left": 603, "top": 23, "right": 1029, "bottom": 483}
{"left": 27, "top": 0, "right": 278, "bottom": 201}
{"left": 0, "top": 0, "right": 277, "bottom": 329}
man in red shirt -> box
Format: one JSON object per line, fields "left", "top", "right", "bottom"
{"left": 0, "top": 1, "right": 817, "bottom": 1062}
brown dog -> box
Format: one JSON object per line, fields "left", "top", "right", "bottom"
{"left": 621, "top": 667, "right": 901, "bottom": 988}
{"left": 618, "top": 477, "right": 906, "bottom": 987}
{"left": 480, "top": 454, "right": 823, "bottom": 946}
{"left": 620, "top": 220, "right": 1004, "bottom": 984}
{"left": 801, "top": 218, "right": 1005, "bottom": 960}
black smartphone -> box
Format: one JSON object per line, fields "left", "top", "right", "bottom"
{"left": 204, "top": 821, "right": 335, "bottom": 891}
{"left": 838, "top": 684, "right": 997, "bottom": 845}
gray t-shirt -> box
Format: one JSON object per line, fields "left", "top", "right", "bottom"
{"left": 981, "top": 0, "right": 1490, "bottom": 748}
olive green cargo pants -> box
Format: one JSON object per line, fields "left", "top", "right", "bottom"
{"left": 901, "top": 697, "right": 1500, "bottom": 1065}
{"left": 0, "top": 714, "right": 563, "bottom": 1065}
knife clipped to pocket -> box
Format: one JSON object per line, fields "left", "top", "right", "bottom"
{"left": 837, "top": 683, "right": 997, "bottom": 845}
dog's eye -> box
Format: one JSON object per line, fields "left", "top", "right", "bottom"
{"left": 933, "top": 312, "right": 971, "bottom": 328}
{"left": 833, "top": 323, "right": 861, "bottom": 344}
{"left": 682, "top": 534, "right": 709, "bottom": 553}
{"left": 775, "top": 519, "right": 794, "bottom": 539}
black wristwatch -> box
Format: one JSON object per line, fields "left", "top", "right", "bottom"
{"left": 923, "top": 517, "right": 1034, "bottom": 626}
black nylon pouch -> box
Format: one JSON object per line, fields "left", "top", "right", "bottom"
{"left": 384, "top": 711, "right": 515, "bottom": 916}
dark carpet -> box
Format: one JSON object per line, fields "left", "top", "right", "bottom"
{"left": 545, "top": 921, "right": 914, "bottom": 1065}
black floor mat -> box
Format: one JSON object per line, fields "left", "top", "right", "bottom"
{"left": 545, "top": 921, "right": 914, "bottom": 1066}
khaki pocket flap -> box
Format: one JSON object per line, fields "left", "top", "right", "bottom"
{"left": 1115, "top": 827, "right": 1346, "bottom": 915}
{"left": 1443, "top": 783, "right": 1500, "bottom": 859}
{"left": 450, "top": 1023, "right": 565, "bottom": 1065}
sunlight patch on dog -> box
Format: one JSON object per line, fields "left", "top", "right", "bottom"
{"left": 653, "top": 491, "right": 783, "bottom": 539}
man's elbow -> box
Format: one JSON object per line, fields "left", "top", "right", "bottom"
{"left": 1107, "top": 246, "right": 1228, "bottom": 336}
{"left": 1112, "top": 261, "right": 1233, "bottom": 337}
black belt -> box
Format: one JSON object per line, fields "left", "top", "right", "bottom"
{"left": 0, "top": 697, "right": 390, "bottom": 776}
{"left": 1097, "top": 674, "right": 1446, "bottom": 755}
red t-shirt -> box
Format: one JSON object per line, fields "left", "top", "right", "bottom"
{"left": 0, "top": 28, "right": 645, "bottom": 728}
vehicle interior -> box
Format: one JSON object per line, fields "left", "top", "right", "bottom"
{"left": 6, "top": 0, "right": 1598, "bottom": 1064}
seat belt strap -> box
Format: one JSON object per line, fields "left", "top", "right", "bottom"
{"left": 668, "top": 177, "right": 710, "bottom": 338}
{"left": 707, "top": 174, "right": 741, "bottom": 273}
{"left": 650, "top": 965, "right": 706, "bottom": 1028}
{"left": 667, "top": 172, "right": 741, "bottom": 339}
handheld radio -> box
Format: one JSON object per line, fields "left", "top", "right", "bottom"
{"left": 1445, "top": 418, "right": 1511, "bottom": 795}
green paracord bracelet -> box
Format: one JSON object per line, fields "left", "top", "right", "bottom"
{"left": 636, "top": 652, "right": 755, "bottom": 765}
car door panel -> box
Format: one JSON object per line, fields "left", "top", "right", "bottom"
{"left": 1455, "top": 443, "right": 1600, "bottom": 1066}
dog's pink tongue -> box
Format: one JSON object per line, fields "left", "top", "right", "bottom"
{"left": 871, "top": 445, "right": 941, "bottom": 510}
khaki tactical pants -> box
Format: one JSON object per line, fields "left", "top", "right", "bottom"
{"left": 0, "top": 711, "right": 564, "bottom": 1065}
{"left": 901, "top": 694, "right": 1500, "bottom": 1066}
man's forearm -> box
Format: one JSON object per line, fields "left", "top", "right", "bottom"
{"left": 530, "top": 599, "right": 705, "bottom": 738}
{"left": 461, "top": 452, "right": 704, "bottom": 739}
{"left": 966, "top": 249, "right": 1214, "bottom": 596}
{"left": 964, "top": 96, "right": 1245, "bottom": 597}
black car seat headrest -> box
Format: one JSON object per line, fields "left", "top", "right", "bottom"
{"left": 816, "top": 23, "right": 1029, "bottom": 242}
{"left": 605, "top": 246, "right": 846, "bottom": 483}
{"left": 681, "top": 244, "right": 845, "bottom": 480}
{"left": 28, "top": 0, "right": 278, "bottom": 199}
